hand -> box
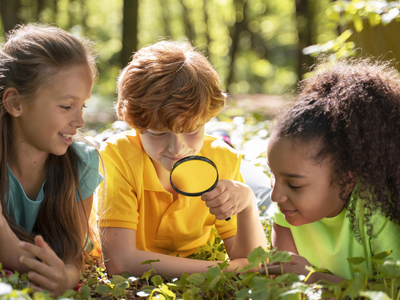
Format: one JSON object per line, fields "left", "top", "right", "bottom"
{"left": 19, "top": 235, "right": 76, "bottom": 297}
{"left": 201, "top": 180, "right": 255, "bottom": 220}
{"left": 261, "top": 254, "right": 311, "bottom": 277}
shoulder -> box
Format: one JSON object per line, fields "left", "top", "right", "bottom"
{"left": 201, "top": 135, "right": 242, "bottom": 178}
{"left": 100, "top": 130, "right": 143, "bottom": 162}
{"left": 71, "top": 139, "right": 99, "bottom": 164}
{"left": 201, "top": 135, "right": 241, "bottom": 162}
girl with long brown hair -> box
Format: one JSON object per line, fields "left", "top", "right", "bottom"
{"left": 0, "top": 23, "right": 103, "bottom": 296}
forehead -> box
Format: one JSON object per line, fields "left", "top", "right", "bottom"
{"left": 267, "top": 134, "right": 332, "bottom": 176}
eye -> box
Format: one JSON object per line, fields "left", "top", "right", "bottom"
{"left": 288, "top": 183, "right": 302, "bottom": 190}
{"left": 60, "top": 106, "right": 72, "bottom": 110}
{"left": 149, "top": 132, "right": 167, "bottom": 137}
{"left": 81, "top": 104, "right": 87, "bottom": 109}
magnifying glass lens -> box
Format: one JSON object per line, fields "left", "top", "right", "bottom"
{"left": 170, "top": 156, "right": 230, "bottom": 221}
{"left": 170, "top": 159, "right": 218, "bottom": 195}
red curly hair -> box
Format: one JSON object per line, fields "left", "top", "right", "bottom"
{"left": 116, "top": 40, "right": 226, "bottom": 133}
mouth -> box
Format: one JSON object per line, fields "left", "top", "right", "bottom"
{"left": 279, "top": 207, "right": 298, "bottom": 216}
{"left": 58, "top": 132, "right": 74, "bottom": 139}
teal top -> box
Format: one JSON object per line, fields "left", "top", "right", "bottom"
{"left": 6, "top": 141, "right": 103, "bottom": 233}
{"left": 269, "top": 182, "right": 400, "bottom": 279}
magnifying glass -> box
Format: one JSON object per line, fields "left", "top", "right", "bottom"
{"left": 170, "top": 155, "right": 230, "bottom": 221}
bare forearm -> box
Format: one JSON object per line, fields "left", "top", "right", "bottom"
{"left": 0, "top": 221, "right": 35, "bottom": 272}
{"left": 229, "top": 200, "right": 267, "bottom": 259}
{"left": 104, "top": 248, "right": 247, "bottom": 278}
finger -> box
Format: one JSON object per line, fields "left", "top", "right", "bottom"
{"left": 29, "top": 282, "right": 46, "bottom": 293}
{"left": 20, "top": 256, "right": 53, "bottom": 276}
{"left": 19, "top": 240, "right": 58, "bottom": 267}
{"left": 201, "top": 180, "right": 228, "bottom": 200}
{"left": 204, "top": 193, "right": 230, "bottom": 208}
{"left": 27, "top": 271, "right": 57, "bottom": 294}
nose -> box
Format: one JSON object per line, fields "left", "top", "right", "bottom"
{"left": 72, "top": 109, "right": 85, "bottom": 129}
{"left": 168, "top": 133, "right": 186, "bottom": 156}
{"left": 270, "top": 178, "right": 287, "bottom": 203}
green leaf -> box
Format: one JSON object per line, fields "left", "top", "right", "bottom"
{"left": 347, "top": 257, "right": 366, "bottom": 265}
{"left": 360, "top": 291, "right": 392, "bottom": 300}
{"left": 247, "top": 246, "right": 271, "bottom": 266}
{"left": 110, "top": 275, "right": 128, "bottom": 285}
{"left": 187, "top": 272, "right": 207, "bottom": 285}
{"left": 372, "top": 250, "right": 392, "bottom": 262}
{"left": 270, "top": 251, "right": 292, "bottom": 264}
{"left": 80, "top": 284, "right": 91, "bottom": 299}
{"left": 343, "top": 277, "right": 364, "bottom": 299}
{"left": 121, "top": 271, "right": 130, "bottom": 279}
{"left": 87, "top": 277, "right": 98, "bottom": 286}
{"left": 182, "top": 287, "right": 202, "bottom": 300}
{"left": 151, "top": 275, "right": 163, "bottom": 286}
{"left": 95, "top": 284, "right": 109, "bottom": 295}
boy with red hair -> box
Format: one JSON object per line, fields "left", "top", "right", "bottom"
{"left": 98, "top": 41, "right": 266, "bottom": 277}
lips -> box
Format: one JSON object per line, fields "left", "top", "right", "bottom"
{"left": 279, "top": 207, "right": 297, "bottom": 216}
{"left": 58, "top": 132, "right": 74, "bottom": 139}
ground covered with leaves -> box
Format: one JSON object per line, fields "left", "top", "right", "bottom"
{"left": 1, "top": 219, "right": 400, "bottom": 300}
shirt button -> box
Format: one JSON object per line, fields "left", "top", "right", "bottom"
{"left": 161, "top": 194, "right": 167, "bottom": 200}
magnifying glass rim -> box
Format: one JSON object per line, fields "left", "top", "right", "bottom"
{"left": 170, "top": 155, "right": 219, "bottom": 197}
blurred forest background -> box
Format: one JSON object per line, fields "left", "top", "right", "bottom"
{"left": 1, "top": 0, "right": 400, "bottom": 136}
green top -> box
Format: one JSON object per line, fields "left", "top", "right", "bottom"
{"left": 269, "top": 183, "right": 400, "bottom": 279}
{"left": 6, "top": 141, "right": 103, "bottom": 233}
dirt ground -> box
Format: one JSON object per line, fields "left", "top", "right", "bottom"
{"left": 226, "top": 94, "right": 291, "bottom": 119}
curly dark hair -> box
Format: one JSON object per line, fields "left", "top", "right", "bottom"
{"left": 273, "top": 58, "right": 400, "bottom": 240}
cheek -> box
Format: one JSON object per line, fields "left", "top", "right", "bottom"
{"left": 187, "top": 133, "right": 204, "bottom": 150}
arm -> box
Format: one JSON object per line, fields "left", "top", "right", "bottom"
{"left": 268, "top": 223, "right": 345, "bottom": 284}
{"left": 101, "top": 227, "right": 249, "bottom": 278}
{"left": 202, "top": 180, "right": 267, "bottom": 259}
{"left": 0, "top": 206, "right": 36, "bottom": 273}
{"left": 19, "top": 195, "right": 94, "bottom": 297}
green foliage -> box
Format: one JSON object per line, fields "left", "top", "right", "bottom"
{"left": 3, "top": 220, "right": 400, "bottom": 300}
{"left": 304, "top": 0, "right": 400, "bottom": 59}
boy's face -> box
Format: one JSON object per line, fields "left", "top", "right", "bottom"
{"left": 140, "top": 125, "right": 205, "bottom": 173}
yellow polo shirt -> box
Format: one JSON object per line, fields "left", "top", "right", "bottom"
{"left": 98, "top": 130, "right": 242, "bottom": 257}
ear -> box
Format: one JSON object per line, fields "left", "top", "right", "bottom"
{"left": 346, "top": 171, "right": 357, "bottom": 195}
{"left": 2, "top": 88, "right": 23, "bottom": 117}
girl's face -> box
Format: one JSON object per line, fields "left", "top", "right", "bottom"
{"left": 12, "top": 65, "right": 93, "bottom": 156}
{"left": 139, "top": 126, "right": 205, "bottom": 173}
{"left": 267, "top": 133, "right": 345, "bottom": 226}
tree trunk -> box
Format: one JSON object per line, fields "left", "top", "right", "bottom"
{"left": 180, "top": 0, "right": 194, "bottom": 43}
{"left": 53, "top": 0, "right": 58, "bottom": 23}
{"left": 162, "top": 0, "right": 172, "bottom": 38}
{"left": 295, "top": 0, "right": 314, "bottom": 79}
{"left": 36, "top": 0, "right": 45, "bottom": 21}
{"left": 0, "top": 0, "right": 22, "bottom": 33}
{"left": 121, "top": 0, "right": 139, "bottom": 67}
{"left": 226, "top": 0, "right": 248, "bottom": 88}
{"left": 202, "top": 0, "right": 210, "bottom": 58}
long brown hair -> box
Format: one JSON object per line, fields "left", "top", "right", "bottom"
{"left": 0, "top": 23, "right": 97, "bottom": 266}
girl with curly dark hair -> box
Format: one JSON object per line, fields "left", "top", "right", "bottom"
{"left": 266, "top": 58, "right": 400, "bottom": 283}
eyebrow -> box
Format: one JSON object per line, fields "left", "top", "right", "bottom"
{"left": 58, "top": 95, "right": 80, "bottom": 101}
{"left": 282, "top": 172, "right": 306, "bottom": 178}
